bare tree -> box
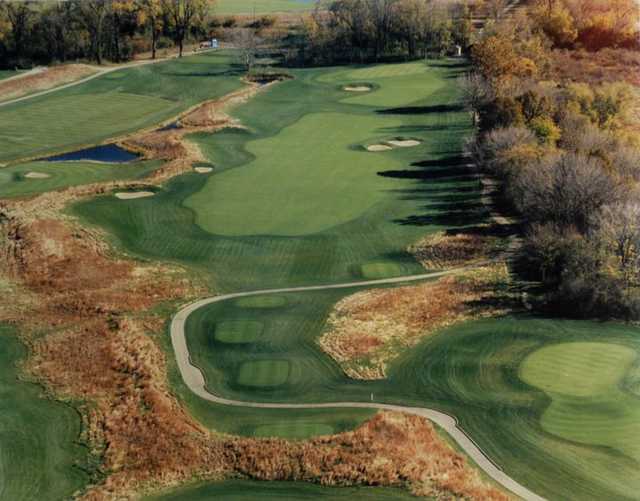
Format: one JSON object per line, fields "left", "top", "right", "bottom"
{"left": 162, "top": 0, "right": 210, "bottom": 57}
{"left": 74, "top": 0, "right": 110, "bottom": 65}
{"left": 136, "top": 0, "right": 163, "bottom": 59}
{"left": 593, "top": 202, "right": 640, "bottom": 285}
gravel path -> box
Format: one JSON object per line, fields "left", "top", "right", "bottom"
{"left": 170, "top": 268, "right": 545, "bottom": 501}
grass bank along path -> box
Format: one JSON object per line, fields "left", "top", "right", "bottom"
{"left": 169, "top": 275, "right": 545, "bottom": 501}
{"left": 0, "top": 50, "right": 245, "bottom": 163}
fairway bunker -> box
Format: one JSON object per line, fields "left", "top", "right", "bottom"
{"left": 344, "top": 84, "right": 373, "bottom": 92}
{"left": 386, "top": 138, "right": 421, "bottom": 148}
{"left": 194, "top": 167, "right": 213, "bottom": 173}
{"left": 366, "top": 144, "right": 393, "bottom": 152}
{"left": 24, "top": 171, "right": 50, "bottom": 179}
{"left": 45, "top": 144, "right": 139, "bottom": 163}
{"left": 115, "top": 191, "right": 154, "bottom": 200}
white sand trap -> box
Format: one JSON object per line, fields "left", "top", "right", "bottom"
{"left": 194, "top": 167, "right": 213, "bottom": 173}
{"left": 344, "top": 85, "right": 372, "bottom": 92}
{"left": 366, "top": 144, "right": 393, "bottom": 152}
{"left": 386, "top": 139, "right": 421, "bottom": 148}
{"left": 115, "top": 191, "right": 154, "bottom": 200}
{"left": 24, "top": 171, "right": 51, "bottom": 179}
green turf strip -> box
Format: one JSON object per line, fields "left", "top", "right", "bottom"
{"left": 237, "top": 359, "right": 290, "bottom": 387}
{"left": 215, "top": 321, "right": 264, "bottom": 344}
{"left": 253, "top": 422, "right": 334, "bottom": 438}
{"left": 0, "top": 326, "right": 89, "bottom": 500}
{"left": 0, "top": 159, "right": 163, "bottom": 198}
{"left": 0, "top": 69, "right": 23, "bottom": 80}
{"left": 234, "top": 296, "right": 288, "bottom": 308}
{"left": 0, "top": 51, "right": 246, "bottom": 162}
{"left": 148, "top": 479, "right": 420, "bottom": 500}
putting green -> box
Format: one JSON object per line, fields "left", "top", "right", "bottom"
{"left": 235, "top": 295, "right": 288, "bottom": 308}
{"left": 215, "top": 321, "right": 263, "bottom": 344}
{"left": 521, "top": 342, "right": 640, "bottom": 461}
{"left": 237, "top": 359, "right": 290, "bottom": 387}
{"left": 185, "top": 112, "right": 405, "bottom": 236}
{"left": 254, "top": 422, "right": 334, "bottom": 438}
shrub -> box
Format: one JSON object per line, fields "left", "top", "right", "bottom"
{"left": 529, "top": 116, "right": 562, "bottom": 145}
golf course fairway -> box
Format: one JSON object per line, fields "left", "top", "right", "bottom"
{"left": 68, "top": 58, "right": 640, "bottom": 500}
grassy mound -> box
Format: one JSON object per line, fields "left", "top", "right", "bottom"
{"left": 215, "top": 320, "right": 264, "bottom": 344}
{"left": 236, "top": 359, "right": 290, "bottom": 387}
{"left": 521, "top": 342, "right": 640, "bottom": 462}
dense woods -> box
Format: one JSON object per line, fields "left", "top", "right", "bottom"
{"left": 0, "top": 0, "right": 214, "bottom": 67}
{"left": 465, "top": 0, "right": 640, "bottom": 318}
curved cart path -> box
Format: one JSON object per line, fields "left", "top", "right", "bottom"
{"left": 170, "top": 267, "right": 545, "bottom": 501}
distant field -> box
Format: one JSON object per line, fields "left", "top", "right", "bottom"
{"left": 0, "top": 326, "right": 88, "bottom": 500}
{"left": 214, "top": 0, "right": 318, "bottom": 15}
{"left": 0, "top": 51, "right": 245, "bottom": 162}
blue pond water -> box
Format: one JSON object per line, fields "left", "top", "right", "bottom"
{"left": 46, "top": 144, "right": 139, "bottom": 163}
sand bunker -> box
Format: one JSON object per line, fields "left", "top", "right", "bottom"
{"left": 386, "top": 139, "right": 421, "bottom": 148}
{"left": 115, "top": 191, "right": 155, "bottom": 200}
{"left": 366, "top": 144, "right": 393, "bottom": 152}
{"left": 194, "top": 167, "right": 213, "bottom": 173}
{"left": 344, "top": 85, "right": 372, "bottom": 92}
{"left": 24, "top": 171, "right": 51, "bottom": 179}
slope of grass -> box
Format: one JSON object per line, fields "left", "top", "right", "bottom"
{"left": 0, "top": 159, "right": 162, "bottom": 198}
{"left": 0, "top": 51, "right": 246, "bottom": 163}
{"left": 148, "top": 479, "right": 420, "bottom": 500}
{"left": 0, "top": 326, "right": 89, "bottom": 500}
{"left": 0, "top": 69, "right": 23, "bottom": 80}
{"left": 186, "top": 290, "right": 640, "bottom": 500}
{"left": 75, "top": 60, "right": 479, "bottom": 291}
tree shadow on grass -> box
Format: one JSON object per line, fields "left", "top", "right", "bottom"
{"left": 376, "top": 104, "right": 465, "bottom": 115}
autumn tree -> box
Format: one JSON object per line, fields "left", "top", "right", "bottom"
{"left": 1, "top": 0, "right": 34, "bottom": 59}
{"left": 74, "top": 0, "right": 110, "bottom": 65}
{"left": 162, "top": 0, "right": 211, "bottom": 57}
{"left": 136, "top": 0, "right": 163, "bottom": 59}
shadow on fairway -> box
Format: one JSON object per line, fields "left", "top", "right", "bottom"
{"left": 376, "top": 104, "right": 465, "bottom": 115}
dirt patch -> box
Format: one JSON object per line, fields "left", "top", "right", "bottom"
{"left": 366, "top": 144, "right": 392, "bottom": 152}
{"left": 115, "top": 191, "right": 154, "bottom": 200}
{"left": 24, "top": 172, "right": 51, "bottom": 179}
{"left": 409, "top": 231, "right": 501, "bottom": 270}
{"left": 0, "top": 64, "right": 97, "bottom": 102}
{"left": 319, "top": 265, "right": 512, "bottom": 380}
{"left": 194, "top": 167, "right": 213, "bottom": 173}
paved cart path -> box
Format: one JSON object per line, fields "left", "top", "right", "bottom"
{"left": 170, "top": 267, "right": 545, "bottom": 501}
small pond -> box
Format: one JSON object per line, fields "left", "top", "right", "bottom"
{"left": 45, "top": 144, "right": 139, "bottom": 163}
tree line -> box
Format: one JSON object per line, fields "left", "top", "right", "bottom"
{"left": 299, "top": 0, "right": 475, "bottom": 65}
{"left": 0, "top": 0, "right": 214, "bottom": 68}
{"left": 464, "top": 0, "right": 640, "bottom": 319}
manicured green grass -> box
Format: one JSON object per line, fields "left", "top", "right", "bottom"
{"left": 183, "top": 281, "right": 640, "bottom": 500}
{"left": 0, "top": 326, "right": 89, "bottom": 500}
{"left": 253, "top": 422, "right": 334, "bottom": 438}
{"left": 74, "top": 60, "right": 479, "bottom": 291}
{"left": 148, "top": 479, "right": 421, "bottom": 500}
{"left": 237, "top": 359, "right": 291, "bottom": 387}
{"left": 0, "top": 51, "right": 246, "bottom": 162}
{"left": 214, "top": 0, "right": 318, "bottom": 15}
{"left": 235, "top": 296, "right": 288, "bottom": 308}
{"left": 215, "top": 321, "right": 264, "bottom": 344}
{"left": 521, "top": 342, "right": 640, "bottom": 463}
{"left": 0, "top": 159, "right": 162, "bottom": 198}
{"left": 185, "top": 112, "right": 409, "bottom": 236}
